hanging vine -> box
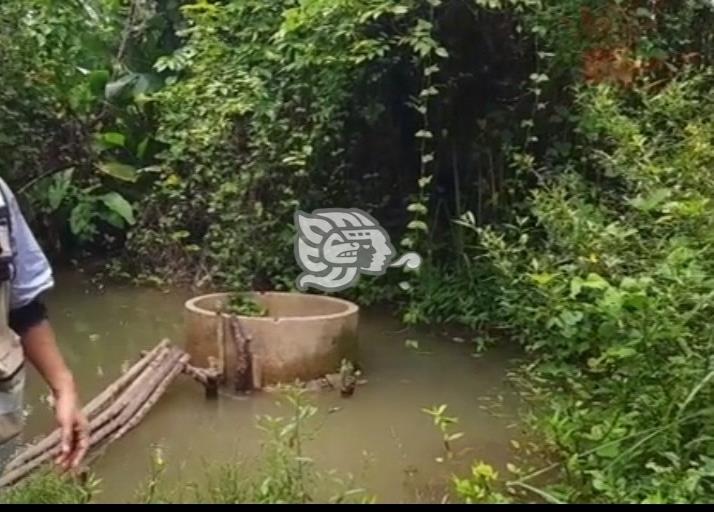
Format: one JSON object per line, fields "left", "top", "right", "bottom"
{"left": 398, "top": 0, "right": 449, "bottom": 297}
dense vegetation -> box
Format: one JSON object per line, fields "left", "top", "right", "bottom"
{"left": 3, "top": 0, "right": 714, "bottom": 504}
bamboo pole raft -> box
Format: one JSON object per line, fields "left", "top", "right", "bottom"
{"left": 0, "top": 339, "right": 219, "bottom": 489}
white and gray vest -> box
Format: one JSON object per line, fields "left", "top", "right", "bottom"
{"left": 0, "top": 185, "right": 25, "bottom": 452}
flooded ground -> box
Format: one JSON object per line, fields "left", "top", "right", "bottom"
{"left": 20, "top": 270, "right": 524, "bottom": 503}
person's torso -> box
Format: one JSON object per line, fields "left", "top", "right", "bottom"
{"left": 0, "top": 182, "right": 25, "bottom": 449}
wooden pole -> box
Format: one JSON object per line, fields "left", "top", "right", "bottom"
{"left": 229, "top": 315, "right": 253, "bottom": 392}
{"left": 0, "top": 342, "right": 202, "bottom": 489}
{"left": 3, "top": 340, "right": 170, "bottom": 474}
{"left": 108, "top": 353, "right": 190, "bottom": 443}
{"left": 88, "top": 346, "right": 172, "bottom": 437}
{"left": 251, "top": 354, "right": 262, "bottom": 391}
{"left": 182, "top": 363, "right": 220, "bottom": 399}
{"left": 89, "top": 348, "right": 182, "bottom": 446}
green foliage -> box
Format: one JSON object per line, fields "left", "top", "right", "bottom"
{"left": 5, "top": 0, "right": 714, "bottom": 505}
{"left": 126, "top": 0, "right": 429, "bottom": 287}
{"left": 422, "top": 404, "right": 464, "bottom": 462}
{"left": 453, "top": 461, "right": 510, "bottom": 504}
{"left": 28, "top": 168, "right": 138, "bottom": 244}
{"left": 0, "top": 470, "right": 100, "bottom": 504}
{"left": 225, "top": 293, "right": 268, "bottom": 317}
{"left": 0, "top": 0, "right": 177, "bottom": 254}
{"left": 134, "top": 445, "right": 169, "bottom": 504}
{"left": 3, "top": 0, "right": 544, "bottom": 284}
{"left": 467, "top": 73, "right": 714, "bottom": 503}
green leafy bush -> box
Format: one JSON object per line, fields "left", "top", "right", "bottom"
{"left": 125, "top": 0, "right": 431, "bottom": 288}
{"left": 225, "top": 293, "right": 268, "bottom": 317}
{"left": 0, "top": 471, "right": 99, "bottom": 504}
{"left": 465, "top": 73, "right": 714, "bottom": 503}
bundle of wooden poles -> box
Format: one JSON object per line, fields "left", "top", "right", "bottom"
{"left": 0, "top": 339, "right": 218, "bottom": 489}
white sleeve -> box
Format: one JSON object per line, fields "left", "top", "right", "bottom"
{"left": 0, "top": 179, "right": 54, "bottom": 310}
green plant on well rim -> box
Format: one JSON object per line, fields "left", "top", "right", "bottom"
{"left": 225, "top": 292, "right": 268, "bottom": 318}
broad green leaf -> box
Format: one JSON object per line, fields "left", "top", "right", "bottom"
{"left": 407, "top": 220, "right": 429, "bottom": 233}
{"left": 424, "top": 65, "right": 440, "bottom": 76}
{"left": 530, "top": 272, "right": 555, "bottom": 286}
{"left": 606, "top": 346, "right": 637, "bottom": 359}
{"left": 559, "top": 310, "right": 583, "bottom": 326}
{"left": 171, "top": 230, "right": 190, "bottom": 241}
{"left": 583, "top": 273, "right": 609, "bottom": 289}
{"left": 99, "top": 192, "right": 135, "bottom": 225}
{"left": 419, "top": 87, "right": 439, "bottom": 97}
{"left": 597, "top": 321, "right": 617, "bottom": 339}
{"left": 407, "top": 202, "right": 428, "bottom": 215}
{"left": 88, "top": 70, "right": 110, "bottom": 97}
{"left": 446, "top": 432, "right": 464, "bottom": 442}
{"left": 137, "top": 137, "right": 150, "bottom": 160}
{"left": 164, "top": 174, "right": 182, "bottom": 186}
{"left": 599, "top": 288, "right": 624, "bottom": 315}
{"left": 595, "top": 441, "right": 620, "bottom": 459}
{"left": 70, "top": 202, "right": 94, "bottom": 237}
{"left": 629, "top": 188, "right": 671, "bottom": 212}
{"left": 620, "top": 277, "right": 639, "bottom": 290}
{"left": 47, "top": 168, "right": 74, "bottom": 212}
{"left": 624, "top": 292, "right": 648, "bottom": 310}
{"left": 418, "top": 175, "right": 433, "bottom": 188}
{"left": 138, "top": 165, "right": 162, "bottom": 174}
{"left": 132, "top": 73, "right": 162, "bottom": 97}
{"left": 99, "top": 132, "right": 126, "bottom": 148}
{"left": 398, "top": 281, "right": 412, "bottom": 291}
{"left": 105, "top": 74, "right": 137, "bottom": 100}
{"left": 591, "top": 471, "right": 609, "bottom": 491}
{"left": 97, "top": 209, "right": 125, "bottom": 229}
{"left": 97, "top": 162, "right": 138, "bottom": 183}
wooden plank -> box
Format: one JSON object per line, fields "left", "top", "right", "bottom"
{"left": 0, "top": 341, "right": 216, "bottom": 489}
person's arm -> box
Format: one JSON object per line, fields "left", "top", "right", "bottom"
{"left": 13, "top": 312, "right": 88, "bottom": 470}
{"left": 1, "top": 180, "right": 88, "bottom": 471}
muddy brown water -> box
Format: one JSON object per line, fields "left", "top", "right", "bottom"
{"left": 19, "top": 270, "right": 524, "bottom": 503}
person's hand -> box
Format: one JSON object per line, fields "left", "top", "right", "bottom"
{"left": 19, "top": 320, "right": 91, "bottom": 472}
{"left": 53, "top": 388, "right": 89, "bottom": 472}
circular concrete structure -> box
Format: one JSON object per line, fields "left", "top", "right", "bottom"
{"left": 184, "top": 292, "right": 359, "bottom": 387}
